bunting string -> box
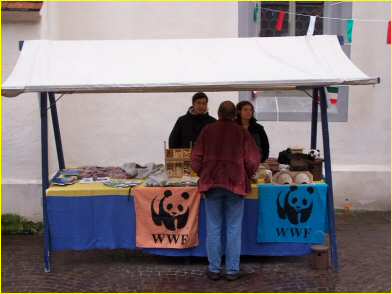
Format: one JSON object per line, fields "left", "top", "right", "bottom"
{"left": 260, "top": 6, "right": 389, "bottom": 23}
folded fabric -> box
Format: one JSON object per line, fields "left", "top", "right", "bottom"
{"left": 257, "top": 184, "right": 328, "bottom": 244}
{"left": 51, "top": 176, "right": 78, "bottom": 186}
{"left": 79, "top": 166, "right": 129, "bottom": 179}
{"left": 103, "top": 179, "right": 143, "bottom": 188}
{"left": 134, "top": 186, "right": 201, "bottom": 249}
{"left": 122, "top": 162, "right": 164, "bottom": 179}
{"left": 61, "top": 169, "right": 81, "bottom": 177}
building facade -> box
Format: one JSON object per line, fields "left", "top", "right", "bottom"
{"left": 2, "top": 2, "right": 390, "bottom": 220}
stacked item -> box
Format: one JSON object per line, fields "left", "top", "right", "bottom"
{"left": 252, "top": 164, "right": 273, "bottom": 183}
{"left": 164, "top": 148, "right": 192, "bottom": 178}
{"left": 103, "top": 179, "right": 144, "bottom": 188}
{"left": 121, "top": 163, "right": 164, "bottom": 179}
{"left": 273, "top": 147, "right": 324, "bottom": 184}
{"left": 263, "top": 158, "right": 280, "bottom": 174}
{"left": 51, "top": 164, "right": 163, "bottom": 187}
{"left": 51, "top": 169, "right": 81, "bottom": 186}
{"left": 79, "top": 166, "right": 129, "bottom": 179}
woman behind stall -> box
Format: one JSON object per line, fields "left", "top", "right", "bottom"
{"left": 236, "top": 101, "right": 269, "bottom": 163}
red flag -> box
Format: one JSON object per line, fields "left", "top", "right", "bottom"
{"left": 276, "top": 11, "right": 286, "bottom": 32}
{"left": 387, "top": 21, "right": 391, "bottom": 44}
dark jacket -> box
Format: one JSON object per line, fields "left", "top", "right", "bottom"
{"left": 169, "top": 107, "right": 216, "bottom": 148}
{"left": 247, "top": 122, "right": 269, "bottom": 163}
{"left": 191, "top": 120, "right": 260, "bottom": 196}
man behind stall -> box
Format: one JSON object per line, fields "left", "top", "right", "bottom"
{"left": 191, "top": 101, "right": 260, "bottom": 281}
{"left": 169, "top": 92, "right": 216, "bottom": 148}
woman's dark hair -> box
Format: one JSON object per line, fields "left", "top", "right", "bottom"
{"left": 192, "top": 92, "right": 208, "bottom": 104}
{"left": 236, "top": 101, "right": 257, "bottom": 125}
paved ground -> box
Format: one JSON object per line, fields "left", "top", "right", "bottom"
{"left": 2, "top": 211, "right": 390, "bottom": 292}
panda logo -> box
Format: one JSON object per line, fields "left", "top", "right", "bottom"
{"left": 308, "top": 149, "right": 321, "bottom": 160}
{"left": 277, "top": 186, "right": 314, "bottom": 225}
{"left": 151, "top": 190, "right": 190, "bottom": 231}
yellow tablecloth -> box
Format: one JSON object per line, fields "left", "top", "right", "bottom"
{"left": 46, "top": 180, "right": 263, "bottom": 199}
{"left": 46, "top": 179, "right": 324, "bottom": 198}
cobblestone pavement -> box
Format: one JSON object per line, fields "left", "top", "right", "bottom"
{"left": 2, "top": 211, "right": 390, "bottom": 292}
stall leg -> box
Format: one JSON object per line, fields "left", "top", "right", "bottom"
{"left": 40, "top": 92, "right": 51, "bottom": 273}
{"left": 311, "top": 88, "right": 319, "bottom": 149}
{"left": 49, "top": 92, "right": 65, "bottom": 170}
{"left": 319, "top": 87, "right": 339, "bottom": 272}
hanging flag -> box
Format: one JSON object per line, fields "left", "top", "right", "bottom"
{"left": 327, "top": 86, "right": 339, "bottom": 106}
{"left": 276, "top": 11, "right": 286, "bottom": 32}
{"left": 257, "top": 184, "right": 328, "bottom": 244}
{"left": 387, "top": 21, "right": 391, "bottom": 44}
{"left": 346, "top": 19, "right": 354, "bottom": 43}
{"left": 337, "top": 35, "right": 345, "bottom": 46}
{"left": 253, "top": 2, "right": 260, "bottom": 23}
{"left": 134, "top": 186, "right": 201, "bottom": 249}
{"left": 251, "top": 90, "right": 257, "bottom": 100}
{"left": 327, "top": 87, "right": 339, "bottom": 94}
{"left": 307, "top": 16, "right": 317, "bottom": 36}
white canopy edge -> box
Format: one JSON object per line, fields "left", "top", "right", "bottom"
{"left": 2, "top": 35, "right": 379, "bottom": 97}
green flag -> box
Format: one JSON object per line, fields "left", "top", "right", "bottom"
{"left": 253, "top": 3, "right": 260, "bottom": 23}
{"left": 327, "top": 86, "right": 339, "bottom": 94}
{"left": 346, "top": 19, "right": 354, "bottom": 43}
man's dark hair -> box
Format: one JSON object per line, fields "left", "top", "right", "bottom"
{"left": 192, "top": 92, "right": 208, "bottom": 104}
{"left": 218, "top": 101, "right": 236, "bottom": 120}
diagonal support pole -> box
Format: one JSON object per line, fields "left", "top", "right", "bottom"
{"left": 319, "top": 87, "right": 339, "bottom": 272}
{"left": 48, "top": 92, "right": 65, "bottom": 170}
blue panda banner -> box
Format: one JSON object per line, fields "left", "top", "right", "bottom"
{"left": 257, "top": 184, "right": 328, "bottom": 244}
{"left": 133, "top": 186, "right": 201, "bottom": 249}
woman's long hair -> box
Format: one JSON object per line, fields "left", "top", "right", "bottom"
{"left": 236, "top": 101, "right": 257, "bottom": 126}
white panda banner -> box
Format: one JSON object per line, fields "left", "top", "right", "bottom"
{"left": 257, "top": 184, "right": 328, "bottom": 244}
{"left": 133, "top": 186, "right": 201, "bottom": 248}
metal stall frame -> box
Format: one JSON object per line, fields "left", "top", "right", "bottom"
{"left": 39, "top": 86, "right": 340, "bottom": 272}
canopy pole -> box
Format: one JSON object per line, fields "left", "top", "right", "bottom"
{"left": 40, "top": 92, "right": 51, "bottom": 273}
{"left": 48, "top": 92, "right": 65, "bottom": 170}
{"left": 310, "top": 88, "right": 319, "bottom": 149}
{"left": 319, "top": 87, "right": 339, "bottom": 272}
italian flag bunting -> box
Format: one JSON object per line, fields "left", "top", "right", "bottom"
{"left": 326, "top": 86, "right": 339, "bottom": 106}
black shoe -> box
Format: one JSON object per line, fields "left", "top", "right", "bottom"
{"left": 225, "top": 272, "right": 241, "bottom": 281}
{"left": 207, "top": 270, "right": 221, "bottom": 281}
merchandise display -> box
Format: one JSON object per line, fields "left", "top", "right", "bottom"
{"left": 272, "top": 170, "right": 314, "bottom": 185}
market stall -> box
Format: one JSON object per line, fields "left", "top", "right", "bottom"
{"left": 45, "top": 180, "right": 328, "bottom": 256}
{"left": 2, "top": 35, "right": 379, "bottom": 273}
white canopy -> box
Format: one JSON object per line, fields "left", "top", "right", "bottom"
{"left": 2, "top": 35, "right": 378, "bottom": 97}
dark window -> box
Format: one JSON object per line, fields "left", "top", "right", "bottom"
{"left": 259, "top": 2, "right": 324, "bottom": 37}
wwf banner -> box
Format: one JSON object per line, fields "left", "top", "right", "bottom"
{"left": 257, "top": 184, "right": 328, "bottom": 244}
{"left": 133, "top": 186, "right": 201, "bottom": 248}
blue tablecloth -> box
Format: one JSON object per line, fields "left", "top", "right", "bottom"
{"left": 257, "top": 184, "right": 328, "bottom": 244}
{"left": 47, "top": 195, "right": 317, "bottom": 256}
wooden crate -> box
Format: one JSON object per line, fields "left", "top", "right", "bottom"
{"left": 165, "top": 148, "right": 192, "bottom": 178}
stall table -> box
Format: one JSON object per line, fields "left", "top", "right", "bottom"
{"left": 46, "top": 181, "right": 328, "bottom": 257}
